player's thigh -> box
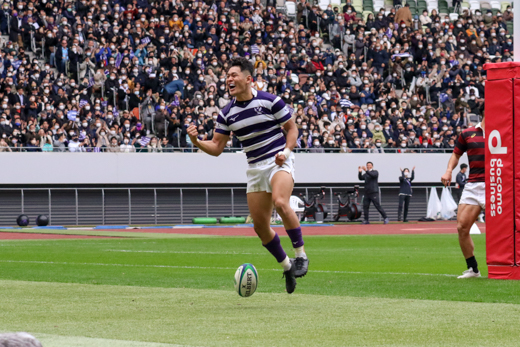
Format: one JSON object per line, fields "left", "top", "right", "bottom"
{"left": 247, "top": 191, "right": 273, "bottom": 230}
{"left": 457, "top": 204, "right": 481, "bottom": 233}
{"left": 271, "top": 170, "right": 294, "bottom": 207}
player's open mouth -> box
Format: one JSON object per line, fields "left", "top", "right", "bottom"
{"left": 229, "top": 82, "right": 236, "bottom": 92}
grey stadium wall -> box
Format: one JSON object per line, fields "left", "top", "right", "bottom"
{"left": 0, "top": 152, "right": 467, "bottom": 185}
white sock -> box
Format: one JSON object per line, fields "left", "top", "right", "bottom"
{"left": 280, "top": 256, "right": 291, "bottom": 272}
{"left": 294, "top": 246, "right": 307, "bottom": 259}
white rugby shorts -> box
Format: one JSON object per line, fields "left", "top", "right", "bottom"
{"left": 246, "top": 152, "right": 295, "bottom": 193}
{"left": 459, "top": 182, "right": 486, "bottom": 209}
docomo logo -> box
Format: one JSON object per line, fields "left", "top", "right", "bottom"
{"left": 489, "top": 159, "right": 503, "bottom": 217}
{"left": 489, "top": 130, "right": 508, "bottom": 154}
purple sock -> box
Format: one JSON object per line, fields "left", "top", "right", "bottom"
{"left": 263, "top": 233, "right": 287, "bottom": 263}
{"left": 286, "top": 227, "right": 304, "bottom": 248}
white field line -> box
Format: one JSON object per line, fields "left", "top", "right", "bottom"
{"left": 105, "top": 249, "right": 266, "bottom": 255}
{"left": 0, "top": 259, "right": 458, "bottom": 277}
{"left": 31, "top": 333, "right": 201, "bottom": 347}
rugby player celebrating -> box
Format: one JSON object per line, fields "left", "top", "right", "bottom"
{"left": 187, "top": 58, "right": 308, "bottom": 293}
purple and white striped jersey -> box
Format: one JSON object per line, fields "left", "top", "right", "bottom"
{"left": 215, "top": 88, "right": 292, "bottom": 164}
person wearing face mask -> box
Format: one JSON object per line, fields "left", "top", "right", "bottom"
{"left": 153, "top": 101, "right": 169, "bottom": 138}
{"left": 358, "top": 162, "right": 390, "bottom": 224}
{"left": 371, "top": 124, "right": 387, "bottom": 145}
{"left": 397, "top": 167, "right": 415, "bottom": 222}
{"left": 309, "top": 137, "right": 325, "bottom": 153}
{"left": 368, "top": 44, "right": 389, "bottom": 76}
{"left": 105, "top": 73, "right": 120, "bottom": 107}
{"left": 360, "top": 84, "right": 375, "bottom": 105}
{"left": 395, "top": 4, "right": 412, "bottom": 28}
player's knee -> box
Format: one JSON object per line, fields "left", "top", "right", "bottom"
{"left": 273, "top": 197, "right": 289, "bottom": 213}
{"left": 457, "top": 221, "right": 471, "bottom": 235}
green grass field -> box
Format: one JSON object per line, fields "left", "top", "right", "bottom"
{"left": 0, "top": 232, "right": 519, "bottom": 346}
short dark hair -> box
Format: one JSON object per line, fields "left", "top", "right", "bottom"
{"left": 460, "top": 163, "right": 468, "bottom": 170}
{"left": 229, "top": 57, "right": 254, "bottom": 76}
{"left": 366, "top": 161, "right": 373, "bottom": 166}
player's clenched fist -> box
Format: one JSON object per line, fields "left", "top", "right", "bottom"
{"left": 275, "top": 153, "right": 286, "bottom": 166}
{"left": 187, "top": 125, "right": 199, "bottom": 143}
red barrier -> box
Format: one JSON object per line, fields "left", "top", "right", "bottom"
{"left": 484, "top": 63, "right": 520, "bottom": 279}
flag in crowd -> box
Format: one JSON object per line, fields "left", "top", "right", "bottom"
{"left": 251, "top": 44, "right": 260, "bottom": 55}
{"left": 88, "top": 76, "right": 95, "bottom": 87}
{"left": 67, "top": 110, "right": 78, "bottom": 121}
{"left": 115, "top": 53, "right": 123, "bottom": 68}
{"left": 315, "top": 95, "right": 324, "bottom": 104}
{"left": 296, "top": 135, "right": 302, "bottom": 148}
{"left": 104, "top": 70, "right": 110, "bottom": 75}
{"left": 141, "top": 37, "right": 151, "bottom": 45}
{"left": 169, "top": 95, "right": 180, "bottom": 107}
{"left": 101, "top": 101, "right": 108, "bottom": 108}
{"left": 113, "top": 106, "right": 119, "bottom": 117}
{"left": 211, "top": 3, "right": 218, "bottom": 11}
{"left": 79, "top": 99, "right": 88, "bottom": 108}
{"left": 12, "top": 60, "right": 22, "bottom": 70}
{"left": 139, "top": 136, "right": 151, "bottom": 146}
{"left": 391, "top": 53, "right": 411, "bottom": 60}
{"left": 339, "top": 99, "right": 353, "bottom": 108}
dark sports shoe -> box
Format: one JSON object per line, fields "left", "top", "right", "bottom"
{"left": 291, "top": 257, "right": 309, "bottom": 278}
{"left": 283, "top": 260, "right": 297, "bottom": 294}
{"left": 361, "top": 220, "right": 370, "bottom": 225}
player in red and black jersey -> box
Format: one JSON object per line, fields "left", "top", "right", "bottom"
{"left": 441, "top": 106, "right": 485, "bottom": 279}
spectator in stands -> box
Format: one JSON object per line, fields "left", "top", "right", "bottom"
{"left": 0, "top": 0, "right": 509, "bottom": 155}
{"left": 107, "top": 137, "right": 120, "bottom": 153}
{"left": 395, "top": 4, "right": 412, "bottom": 28}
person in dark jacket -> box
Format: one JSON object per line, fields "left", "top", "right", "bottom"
{"left": 105, "top": 72, "right": 120, "bottom": 107}
{"left": 453, "top": 163, "right": 467, "bottom": 204}
{"left": 398, "top": 167, "right": 415, "bottom": 222}
{"left": 9, "top": 11, "right": 21, "bottom": 43}
{"left": 368, "top": 44, "right": 389, "bottom": 76}
{"left": 358, "top": 162, "right": 389, "bottom": 224}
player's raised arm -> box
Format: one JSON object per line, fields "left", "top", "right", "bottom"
{"left": 187, "top": 125, "right": 229, "bottom": 157}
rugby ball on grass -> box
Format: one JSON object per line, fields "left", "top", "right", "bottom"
{"left": 234, "top": 263, "right": 258, "bottom": 297}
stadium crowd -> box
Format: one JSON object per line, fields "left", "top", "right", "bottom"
{"left": 0, "top": 0, "right": 512, "bottom": 152}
